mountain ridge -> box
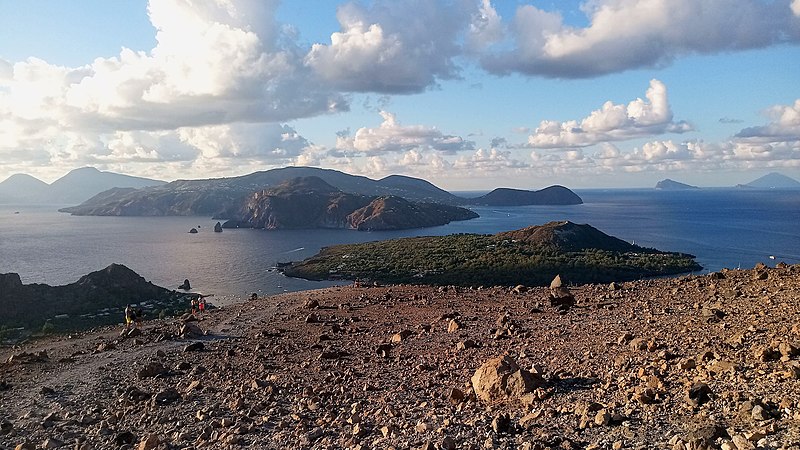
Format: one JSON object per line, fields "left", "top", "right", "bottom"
{"left": 0, "top": 167, "right": 165, "bottom": 204}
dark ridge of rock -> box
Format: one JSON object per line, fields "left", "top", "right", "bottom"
{"left": 470, "top": 185, "right": 583, "bottom": 206}
{"left": 0, "top": 264, "right": 181, "bottom": 331}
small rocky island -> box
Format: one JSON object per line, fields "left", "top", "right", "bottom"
{"left": 655, "top": 179, "right": 699, "bottom": 190}
{"left": 284, "top": 221, "right": 701, "bottom": 286}
{"left": 220, "top": 176, "right": 478, "bottom": 231}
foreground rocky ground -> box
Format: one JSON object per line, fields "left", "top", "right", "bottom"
{"left": 1, "top": 264, "right": 799, "bottom": 450}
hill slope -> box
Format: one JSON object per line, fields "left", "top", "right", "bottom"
{"left": 3, "top": 264, "right": 797, "bottom": 448}
{"left": 284, "top": 220, "right": 701, "bottom": 286}
{"left": 0, "top": 264, "right": 184, "bottom": 331}
{"left": 222, "top": 177, "right": 478, "bottom": 231}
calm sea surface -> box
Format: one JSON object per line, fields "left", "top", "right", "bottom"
{"left": 1, "top": 189, "right": 798, "bottom": 305}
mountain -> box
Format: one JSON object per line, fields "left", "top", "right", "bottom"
{"left": 284, "top": 220, "right": 701, "bottom": 286}
{"left": 60, "top": 167, "right": 465, "bottom": 216}
{"left": 47, "top": 167, "right": 166, "bottom": 203}
{"left": 222, "top": 176, "right": 478, "bottom": 231}
{"left": 0, "top": 174, "right": 50, "bottom": 203}
{"left": 470, "top": 186, "right": 583, "bottom": 206}
{"left": 654, "top": 179, "right": 699, "bottom": 190}
{"left": 0, "top": 264, "right": 183, "bottom": 331}
{"left": 743, "top": 172, "right": 800, "bottom": 189}
{"left": 0, "top": 167, "right": 165, "bottom": 205}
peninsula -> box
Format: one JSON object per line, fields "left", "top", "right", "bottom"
{"left": 283, "top": 221, "right": 701, "bottom": 286}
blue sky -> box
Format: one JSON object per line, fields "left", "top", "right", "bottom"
{"left": 0, "top": 0, "right": 798, "bottom": 189}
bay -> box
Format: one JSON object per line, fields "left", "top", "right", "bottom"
{"left": 1, "top": 188, "right": 798, "bottom": 306}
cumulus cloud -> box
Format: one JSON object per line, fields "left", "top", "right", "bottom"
{"left": 0, "top": 0, "right": 347, "bottom": 180}
{"left": 528, "top": 79, "right": 691, "bottom": 148}
{"left": 735, "top": 99, "right": 800, "bottom": 142}
{"left": 305, "top": 0, "right": 467, "bottom": 93}
{"left": 335, "top": 111, "right": 474, "bottom": 154}
{"left": 478, "top": 0, "right": 800, "bottom": 78}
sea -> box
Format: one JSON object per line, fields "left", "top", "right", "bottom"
{"left": 1, "top": 188, "right": 799, "bottom": 306}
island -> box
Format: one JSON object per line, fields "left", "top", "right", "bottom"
{"left": 57, "top": 167, "right": 583, "bottom": 222}
{"left": 469, "top": 186, "right": 583, "bottom": 206}
{"left": 283, "top": 220, "right": 702, "bottom": 286}
{"left": 654, "top": 179, "right": 699, "bottom": 190}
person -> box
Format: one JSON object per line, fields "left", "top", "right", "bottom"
{"left": 198, "top": 296, "right": 205, "bottom": 313}
{"left": 135, "top": 309, "right": 143, "bottom": 328}
{"left": 124, "top": 305, "right": 134, "bottom": 329}
{"left": 191, "top": 297, "right": 198, "bottom": 315}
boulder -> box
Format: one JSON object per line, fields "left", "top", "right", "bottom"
{"left": 189, "top": 228, "right": 198, "bottom": 234}
{"left": 214, "top": 222, "right": 223, "bottom": 232}
{"left": 471, "top": 355, "right": 545, "bottom": 403}
{"left": 179, "top": 279, "right": 191, "bottom": 290}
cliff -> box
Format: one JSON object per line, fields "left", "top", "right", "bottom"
{"left": 223, "top": 177, "right": 478, "bottom": 231}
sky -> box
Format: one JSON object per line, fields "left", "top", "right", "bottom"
{"left": 0, "top": 0, "right": 798, "bottom": 190}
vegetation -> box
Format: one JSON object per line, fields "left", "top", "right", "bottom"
{"left": 284, "top": 222, "right": 702, "bottom": 287}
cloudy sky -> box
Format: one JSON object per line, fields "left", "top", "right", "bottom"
{"left": 0, "top": 0, "right": 798, "bottom": 189}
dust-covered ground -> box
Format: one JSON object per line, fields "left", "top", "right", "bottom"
{"left": 1, "top": 264, "right": 799, "bottom": 450}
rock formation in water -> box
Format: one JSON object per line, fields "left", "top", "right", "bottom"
{"left": 655, "top": 179, "right": 700, "bottom": 190}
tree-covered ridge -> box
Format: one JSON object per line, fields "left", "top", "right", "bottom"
{"left": 284, "top": 221, "right": 702, "bottom": 286}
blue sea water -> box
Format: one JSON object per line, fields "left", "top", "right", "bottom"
{"left": 1, "top": 189, "right": 798, "bottom": 305}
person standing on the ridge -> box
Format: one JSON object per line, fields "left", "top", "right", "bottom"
{"left": 124, "top": 305, "right": 134, "bottom": 330}
{"left": 191, "top": 297, "right": 198, "bottom": 315}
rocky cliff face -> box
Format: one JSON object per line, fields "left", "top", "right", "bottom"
{"left": 224, "top": 177, "right": 478, "bottom": 231}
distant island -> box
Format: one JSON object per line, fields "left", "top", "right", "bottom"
{"left": 0, "top": 264, "right": 186, "bottom": 335}
{"left": 654, "top": 179, "right": 699, "bottom": 190}
{"left": 738, "top": 172, "right": 800, "bottom": 189}
{"left": 220, "top": 176, "right": 478, "bottom": 231}
{"left": 0, "top": 167, "right": 165, "bottom": 204}
{"left": 470, "top": 186, "right": 582, "bottom": 206}
{"left": 283, "top": 221, "right": 701, "bottom": 286}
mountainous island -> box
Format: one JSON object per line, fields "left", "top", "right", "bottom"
{"left": 739, "top": 172, "right": 800, "bottom": 189}
{"left": 469, "top": 186, "right": 582, "bottom": 206}
{"left": 0, "top": 167, "right": 165, "bottom": 204}
{"left": 284, "top": 221, "right": 701, "bottom": 286}
{"left": 0, "top": 264, "right": 186, "bottom": 334}
{"left": 220, "top": 176, "right": 478, "bottom": 231}
{"left": 655, "top": 179, "right": 699, "bottom": 190}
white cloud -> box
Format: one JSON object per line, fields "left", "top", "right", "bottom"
{"left": 305, "top": 0, "right": 466, "bottom": 93}
{"left": 528, "top": 79, "right": 691, "bottom": 148}
{"left": 479, "top": 0, "right": 800, "bottom": 78}
{"left": 336, "top": 111, "right": 474, "bottom": 154}
{"left": 0, "top": 0, "right": 346, "bottom": 180}
{"left": 735, "top": 99, "right": 800, "bottom": 142}
{"left": 467, "top": 0, "right": 505, "bottom": 52}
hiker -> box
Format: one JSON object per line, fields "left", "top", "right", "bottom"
{"left": 198, "top": 296, "right": 205, "bottom": 313}
{"left": 191, "top": 297, "right": 198, "bottom": 315}
{"left": 135, "top": 309, "right": 143, "bottom": 328}
{"left": 124, "top": 305, "right": 134, "bottom": 329}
